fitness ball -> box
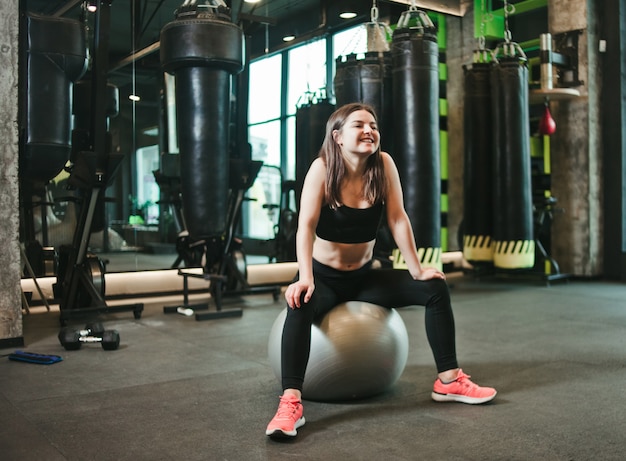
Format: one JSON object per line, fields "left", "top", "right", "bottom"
{"left": 268, "top": 301, "right": 409, "bottom": 401}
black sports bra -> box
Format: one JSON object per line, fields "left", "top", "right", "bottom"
{"left": 315, "top": 202, "right": 384, "bottom": 244}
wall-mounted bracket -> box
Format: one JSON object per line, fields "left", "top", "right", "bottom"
{"left": 551, "top": 29, "right": 584, "bottom": 87}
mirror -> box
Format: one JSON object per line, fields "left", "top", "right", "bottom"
{"left": 21, "top": 0, "right": 419, "bottom": 277}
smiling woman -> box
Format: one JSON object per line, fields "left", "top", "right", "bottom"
{"left": 265, "top": 102, "right": 496, "bottom": 439}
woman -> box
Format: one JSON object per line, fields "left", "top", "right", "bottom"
{"left": 266, "top": 103, "right": 496, "bottom": 438}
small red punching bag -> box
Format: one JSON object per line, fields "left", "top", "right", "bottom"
{"left": 538, "top": 102, "right": 556, "bottom": 136}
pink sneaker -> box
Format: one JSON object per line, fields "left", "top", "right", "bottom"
{"left": 432, "top": 369, "right": 497, "bottom": 404}
{"left": 265, "top": 394, "right": 305, "bottom": 437}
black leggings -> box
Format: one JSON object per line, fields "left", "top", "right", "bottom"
{"left": 281, "top": 259, "right": 459, "bottom": 391}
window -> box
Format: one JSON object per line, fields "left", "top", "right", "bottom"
{"left": 249, "top": 120, "right": 281, "bottom": 167}
{"left": 244, "top": 30, "right": 367, "bottom": 250}
{"left": 135, "top": 145, "right": 160, "bottom": 225}
{"left": 248, "top": 54, "right": 282, "bottom": 124}
{"left": 332, "top": 25, "right": 368, "bottom": 101}
{"left": 246, "top": 56, "right": 282, "bottom": 241}
{"left": 333, "top": 25, "right": 368, "bottom": 59}
{"left": 287, "top": 39, "right": 328, "bottom": 116}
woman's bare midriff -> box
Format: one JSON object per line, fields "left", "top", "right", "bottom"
{"left": 312, "top": 236, "right": 375, "bottom": 271}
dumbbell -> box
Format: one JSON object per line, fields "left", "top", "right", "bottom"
{"left": 58, "top": 323, "right": 121, "bottom": 351}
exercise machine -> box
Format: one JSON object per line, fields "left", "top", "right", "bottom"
{"left": 163, "top": 157, "right": 282, "bottom": 321}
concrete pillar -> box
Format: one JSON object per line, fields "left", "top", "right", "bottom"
{"left": 0, "top": 1, "right": 24, "bottom": 347}
{"left": 548, "top": 0, "right": 603, "bottom": 276}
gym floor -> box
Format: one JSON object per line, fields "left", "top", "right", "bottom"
{"left": 2, "top": 272, "right": 625, "bottom": 460}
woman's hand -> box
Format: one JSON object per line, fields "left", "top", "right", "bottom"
{"left": 285, "top": 279, "right": 315, "bottom": 308}
{"left": 411, "top": 267, "right": 446, "bottom": 281}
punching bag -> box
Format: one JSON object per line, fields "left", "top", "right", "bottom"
{"left": 71, "top": 79, "right": 120, "bottom": 233}
{"left": 491, "top": 54, "right": 535, "bottom": 269}
{"left": 20, "top": 14, "right": 87, "bottom": 183}
{"left": 295, "top": 98, "right": 335, "bottom": 211}
{"left": 160, "top": 4, "right": 244, "bottom": 242}
{"left": 391, "top": 8, "right": 441, "bottom": 270}
{"left": 72, "top": 81, "right": 119, "bottom": 141}
{"left": 334, "top": 52, "right": 393, "bottom": 152}
{"left": 462, "top": 62, "right": 494, "bottom": 264}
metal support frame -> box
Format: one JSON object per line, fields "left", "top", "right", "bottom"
{"left": 162, "top": 267, "right": 282, "bottom": 321}
{"left": 57, "top": 0, "right": 143, "bottom": 324}
{"left": 163, "top": 270, "right": 243, "bottom": 321}
{"left": 551, "top": 29, "right": 583, "bottom": 87}
{"left": 162, "top": 159, "right": 282, "bottom": 321}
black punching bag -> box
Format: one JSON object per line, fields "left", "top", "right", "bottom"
{"left": 71, "top": 79, "right": 119, "bottom": 169}
{"left": 71, "top": 80, "right": 120, "bottom": 233}
{"left": 391, "top": 9, "right": 441, "bottom": 270}
{"left": 20, "top": 14, "right": 87, "bottom": 183}
{"left": 334, "top": 52, "right": 393, "bottom": 152}
{"left": 295, "top": 98, "right": 335, "bottom": 210}
{"left": 491, "top": 54, "right": 535, "bottom": 269}
{"left": 160, "top": 5, "right": 244, "bottom": 242}
{"left": 462, "top": 62, "right": 494, "bottom": 264}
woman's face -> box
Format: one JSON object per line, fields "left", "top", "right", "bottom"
{"left": 333, "top": 109, "right": 380, "bottom": 158}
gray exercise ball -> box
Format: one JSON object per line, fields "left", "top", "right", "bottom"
{"left": 268, "top": 301, "right": 409, "bottom": 401}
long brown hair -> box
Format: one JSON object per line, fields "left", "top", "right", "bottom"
{"left": 318, "top": 103, "right": 387, "bottom": 208}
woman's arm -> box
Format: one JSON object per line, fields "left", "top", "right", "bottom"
{"left": 285, "top": 158, "right": 326, "bottom": 307}
{"left": 382, "top": 152, "right": 444, "bottom": 281}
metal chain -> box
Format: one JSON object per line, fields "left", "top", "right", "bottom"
{"left": 478, "top": 0, "right": 487, "bottom": 50}
{"left": 371, "top": 0, "right": 379, "bottom": 22}
{"left": 493, "top": 0, "right": 525, "bottom": 60}
{"left": 502, "top": 0, "right": 516, "bottom": 43}
{"left": 474, "top": 0, "right": 491, "bottom": 62}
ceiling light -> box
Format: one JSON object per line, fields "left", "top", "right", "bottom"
{"left": 244, "top": 0, "right": 262, "bottom": 3}
{"left": 340, "top": 11, "right": 357, "bottom": 19}
{"left": 282, "top": 34, "right": 296, "bottom": 42}
{"left": 86, "top": 2, "right": 97, "bottom": 12}
{"left": 129, "top": 94, "right": 141, "bottom": 102}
